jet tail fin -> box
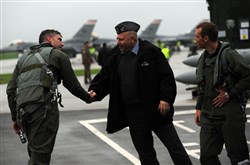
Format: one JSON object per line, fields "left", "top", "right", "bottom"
{"left": 72, "top": 19, "right": 97, "bottom": 41}
{"left": 139, "top": 19, "right": 162, "bottom": 42}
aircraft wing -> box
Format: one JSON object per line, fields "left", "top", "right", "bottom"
{"left": 183, "top": 49, "right": 250, "bottom": 67}
{"left": 154, "top": 19, "right": 209, "bottom": 47}
{"left": 0, "top": 41, "right": 36, "bottom": 53}
{"left": 176, "top": 48, "right": 250, "bottom": 85}
{"left": 92, "top": 38, "right": 116, "bottom": 48}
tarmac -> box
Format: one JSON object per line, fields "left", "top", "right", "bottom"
{"left": 0, "top": 48, "right": 249, "bottom": 165}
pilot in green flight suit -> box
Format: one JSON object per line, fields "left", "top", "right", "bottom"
{"left": 7, "top": 29, "right": 92, "bottom": 165}
{"left": 194, "top": 22, "right": 250, "bottom": 165}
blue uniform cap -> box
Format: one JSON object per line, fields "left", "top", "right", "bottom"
{"left": 115, "top": 21, "right": 140, "bottom": 34}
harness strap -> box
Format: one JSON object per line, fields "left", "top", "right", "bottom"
{"left": 213, "top": 42, "right": 230, "bottom": 86}
{"left": 19, "top": 64, "right": 45, "bottom": 73}
{"left": 35, "top": 52, "right": 46, "bottom": 63}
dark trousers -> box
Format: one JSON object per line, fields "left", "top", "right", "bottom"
{"left": 200, "top": 121, "right": 249, "bottom": 165}
{"left": 126, "top": 109, "right": 192, "bottom": 165}
{"left": 84, "top": 64, "right": 92, "bottom": 84}
{"left": 23, "top": 103, "right": 59, "bottom": 165}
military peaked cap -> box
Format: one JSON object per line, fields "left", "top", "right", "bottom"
{"left": 115, "top": 21, "right": 140, "bottom": 34}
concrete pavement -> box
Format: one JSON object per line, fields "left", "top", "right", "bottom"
{"left": 1, "top": 49, "right": 249, "bottom": 165}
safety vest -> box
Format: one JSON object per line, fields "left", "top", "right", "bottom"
{"left": 161, "top": 47, "right": 170, "bottom": 59}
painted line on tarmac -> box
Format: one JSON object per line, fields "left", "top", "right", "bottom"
{"left": 79, "top": 110, "right": 249, "bottom": 161}
{"left": 79, "top": 119, "right": 140, "bottom": 165}
{"left": 183, "top": 142, "right": 200, "bottom": 159}
{"left": 175, "top": 110, "right": 195, "bottom": 115}
{"left": 80, "top": 118, "right": 201, "bottom": 161}
{"left": 173, "top": 120, "right": 196, "bottom": 133}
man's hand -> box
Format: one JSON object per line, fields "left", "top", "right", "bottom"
{"left": 158, "top": 100, "right": 170, "bottom": 116}
{"left": 194, "top": 109, "right": 202, "bottom": 126}
{"left": 86, "top": 90, "right": 96, "bottom": 103}
{"left": 213, "top": 88, "right": 229, "bottom": 108}
{"left": 13, "top": 121, "right": 21, "bottom": 134}
{"left": 88, "top": 90, "right": 96, "bottom": 98}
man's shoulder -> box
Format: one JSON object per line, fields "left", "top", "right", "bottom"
{"left": 51, "top": 49, "right": 68, "bottom": 58}
{"left": 49, "top": 49, "right": 70, "bottom": 68}
{"left": 139, "top": 39, "right": 155, "bottom": 48}
{"left": 139, "top": 40, "right": 162, "bottom": 56}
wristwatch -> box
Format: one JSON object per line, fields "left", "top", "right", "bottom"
{"left": 225, "top": 92, "right": 230, "bottom": 99}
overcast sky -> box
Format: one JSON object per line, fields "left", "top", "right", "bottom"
{"left": 1, "top": 0, "right": 209, "bottom": 48}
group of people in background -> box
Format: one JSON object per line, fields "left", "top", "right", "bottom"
{"left": 7, "top": 20, "right": 250, "bottom": 165}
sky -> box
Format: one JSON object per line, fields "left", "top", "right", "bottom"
{"left": 0, "top": 0, "right": 209, "bottom": 48}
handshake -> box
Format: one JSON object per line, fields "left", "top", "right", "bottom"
{"left": 86, "top": 90, "right": 96, "bottom": 103}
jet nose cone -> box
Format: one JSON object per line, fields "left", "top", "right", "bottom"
{"left": 183, "top": 55, "right": 200, "bottom": 67}
{"left": 175, "top": 70, "right": 197, "bottom": 85}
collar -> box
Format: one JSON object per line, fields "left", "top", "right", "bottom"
{"left": 30, "top": 43, "right": 53, "bottom": 50}
{"left": 131, "top": 40, "right": 139, "bottom": 55}
{"left": 205, "top": 42, "right": 221, "bottom": 57}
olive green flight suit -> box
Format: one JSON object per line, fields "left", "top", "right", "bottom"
{"left": 7, "top": 43, "right": 90, "bottom": 165}
{"left": 196, "top": 43, "right": 250, "bottom": 165}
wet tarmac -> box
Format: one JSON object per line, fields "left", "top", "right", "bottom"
{"left": 1, "top": 49, "right": 249, "bottom": 165}
{"left": 1, "top": 106, "right": 249, "bottom": 165}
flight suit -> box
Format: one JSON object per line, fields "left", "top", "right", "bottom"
{"left": 7, "top": 43, "right": 90, "bottom": 165}
{"left": 196, "top": 42, "right": 250, "bottom": 165}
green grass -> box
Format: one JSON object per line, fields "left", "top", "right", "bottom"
{"left": 0, "top": 51, "right": 101, "bottom": 84}
{"left": 0, "top": 52, "right": 19, "bottom": 60}
{"left": 0, "top": 68, "right": 101, "bottom": 85}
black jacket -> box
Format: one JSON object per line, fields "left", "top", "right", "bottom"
{"left": 89, "top": 39, "right": 176, "bottom": 133}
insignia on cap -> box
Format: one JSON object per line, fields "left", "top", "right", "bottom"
{"left": 115, "top": 21, "right": 140, "bottom": 34}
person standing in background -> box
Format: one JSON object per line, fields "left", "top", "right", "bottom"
{"left": 81, "top": 41, "right": 93, "bottom": 84}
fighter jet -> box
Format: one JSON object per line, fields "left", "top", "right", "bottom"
{"left": 1, "top": 20, "right": 97, "bottom": 58}
{"left": 175, "top": 48, "right": 250, "bottom": 85}
{"left": 91, "top": 19, "right": 162, "bottom": 48}
{"left": 61, "top": 19, "right": 97, "bottom": 58}
{"left": 183, "top": 49, "right": 250, "bottom": 67}
{"left": 139, "top": 19, "right": 162, "bottom": 42}
{"left": 0, "top": 40, "right": 36, "bottom": 53}
{"left": 154, "top": 19, "right": 209, "bottom": 47}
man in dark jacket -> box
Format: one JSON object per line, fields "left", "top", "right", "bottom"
{"left": 6, "top": 29, "right": 95, "bottom": 165}
{"left": 88, "top": 21, "right": 192, "bottom": 165}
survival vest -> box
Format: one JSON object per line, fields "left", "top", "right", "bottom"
{"left": 196, "top": 42, "right": 230, "bottom": 85}
{"left": 197, "top": 41, "right": 250, "bottom": 110}
{"left": 16, "top": 47, "right": 58, "bottom": 108}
